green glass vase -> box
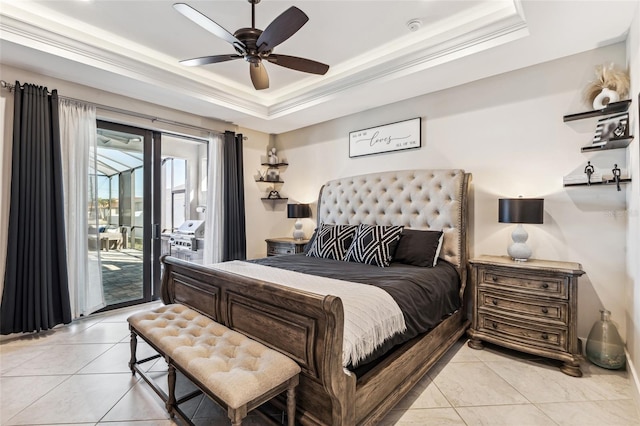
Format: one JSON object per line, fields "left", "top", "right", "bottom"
{"left": 585, "top": 309, "right": 626, "bottom": 370}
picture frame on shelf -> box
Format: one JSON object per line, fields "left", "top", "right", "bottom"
{"left": 593, "top": 112, "right": 628, "bottom": 143}
{"left": 266, "top": 169, "right": 280, "bottom": 182}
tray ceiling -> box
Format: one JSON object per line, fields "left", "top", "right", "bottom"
{"left": 0, "top": 1, "right": 636, "bottom": 133}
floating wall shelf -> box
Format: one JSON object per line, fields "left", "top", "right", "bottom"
{"left": 563, "top": 178, "right": 631, "bottom": 188}
{"left": 563, "top": 99, "right": 631, "bottom": 122}
{"left": 581, "top": 136, "right": 634, "bottom": 152}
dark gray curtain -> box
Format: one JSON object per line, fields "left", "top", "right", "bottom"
{"left": 222, "top": 131, "right": 246, "bottom": 261}
{"left": 1, "top": 81, "right": 72, "bottom": 334}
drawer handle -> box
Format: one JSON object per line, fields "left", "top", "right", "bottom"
{"left": 541, "top": 333, "right": 549, "bottom": 340}
{"left": 492, "top": 276, "right": 498, "bottom": 282}
{"left": 541, "top": 283, "right": 549, "bottom": 289}
{"left": 492, "top": 322, "right": 498, "bottom": 329}
{"left": 492, "top": 299, "right": 498, "bottom": 306}
{"left": 541, "top": 307, "right": 549, "bottom": 314}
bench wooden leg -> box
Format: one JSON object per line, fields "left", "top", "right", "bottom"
{"left": 167, "top": 362, "right": 177, "bottom": 417}
{"left": 228, "top": 405, "right": 247, "bottom": 426}
{"left": 287, "top": 377, "right": 298, "bottom": 426}
{"left": 128, "top": 329, "right": 137, "bottom": 375}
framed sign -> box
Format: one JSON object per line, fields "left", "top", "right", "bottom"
{"left": 349, "top": 117, "right": 421, "bottom": 158}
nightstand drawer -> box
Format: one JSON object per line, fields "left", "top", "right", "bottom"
{"left": 479, "top": 268, "right": 567, "bottom": 299}
{"left": 479, "top": 291, "right": 567, "bottom": 324}
{"left": 265, "top": 238, "right": 309, "bottom": 257}
{"left": 479, "top": 313, "right": 567, "bottom": 351}
{"left": 268, "top": 245, "right": 296, "bottom": 256}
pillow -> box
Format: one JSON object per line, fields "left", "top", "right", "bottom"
{"left": 345, "top": 224, "right": 404, "bottom": 267}
{"left": 306, "top": 224, "right": 358, "bottom": 260}
{"left": 303, "top": 228, "right": 318, "bottom": 254}
{"left": 392, "top": 229, "right": 444, "bottom": 267}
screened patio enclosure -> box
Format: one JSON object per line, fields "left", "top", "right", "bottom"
{"left": 90, "top": 128, "right": 201, "bottom": 308}
{"left": 90, "top": 128, "right": 146, "bottom": 306}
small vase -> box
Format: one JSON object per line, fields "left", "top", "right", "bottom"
{"left": 585, "top": 309, "right": 626, "bottom": 370}
{"left": 592, "top": 88, "right": 620, "bottom": 109}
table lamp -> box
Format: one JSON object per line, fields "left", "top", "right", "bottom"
{"left": 498, "top": 197, "right": 544, "bottom": 261}
{"left": 287, "top": 203, "right": 311, "bottom": 240}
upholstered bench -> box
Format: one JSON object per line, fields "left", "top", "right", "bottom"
{"left": 127, "top": 304, "right": 300, "bottom": 426}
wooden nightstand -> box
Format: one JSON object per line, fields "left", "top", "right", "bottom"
{"left": 266, "top": 237, "right": 309, "bottom": 256}
{"left": 467, "top": 255, "right": 585, "bottom": 377}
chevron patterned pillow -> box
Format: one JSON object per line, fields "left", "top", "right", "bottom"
{"left": 344, "top": 224, "right": 404, "bottom": 267}
{"left": 306, "top": 224, "right": 358, "bottom": 260}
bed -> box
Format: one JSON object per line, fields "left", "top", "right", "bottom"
{"left": 161, "top": 169, "right": 472, "bottom": 425}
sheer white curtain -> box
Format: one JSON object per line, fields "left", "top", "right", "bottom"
{"left": 59, "top": 99, "right": 105, "bottom": 318}
{"left": 204, "top": 133, "right": 224, "bottom": 264}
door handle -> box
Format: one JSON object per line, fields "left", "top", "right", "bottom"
{"left": 152, "top": 223, "right": 161, "bottom": 239}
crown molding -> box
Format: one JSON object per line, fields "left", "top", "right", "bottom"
{"left": 0, "top": 1, "right": 527, "bottom": 124}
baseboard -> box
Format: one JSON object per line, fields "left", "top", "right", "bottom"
{"left": 625, "top": 349, "right": 640, "bottom": 419}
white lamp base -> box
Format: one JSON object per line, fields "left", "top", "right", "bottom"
{"left": 293, "top": 219, "right": 305, "bottom": 240}
{"left": 507, "top": 224, "right": 532, "bottom": 261}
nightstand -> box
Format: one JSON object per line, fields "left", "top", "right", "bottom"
{"left": 266, "top": 237, "right": 309, "bottom": 256}
{"left": 467, "top": 255, "right": 585, "bottom": 377}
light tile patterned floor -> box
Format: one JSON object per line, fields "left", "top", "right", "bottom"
{"left": 1, "top": 302, "right": 639, "bottom": 425}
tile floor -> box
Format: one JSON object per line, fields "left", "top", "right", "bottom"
{"left": 1, "top": 302, "right": 639, "bottom": 425}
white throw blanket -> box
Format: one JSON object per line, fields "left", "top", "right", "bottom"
{"left": 208, "top": 261, "right": 407, "bottom": 367}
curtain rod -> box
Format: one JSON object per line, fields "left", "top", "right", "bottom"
{"left": 0, "top": 80, "right": 227, "bottom": 137}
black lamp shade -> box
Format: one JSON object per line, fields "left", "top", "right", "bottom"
{"left": 287, "top": 203, "right": 311, "bottom": 219}
{"left": 498, "top": 198, "right": 544, "bottom": 224}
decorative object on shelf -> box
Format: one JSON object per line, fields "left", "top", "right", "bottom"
{"left": 498, "top": 197, "right": 544, "bottom": 261}
{"left": 349, "top": 117, "right": 421, "bottom": 158}
{"left": 593, "top": 112, "right": 628, "bottom": 143}
{"left": 268, "top": 189, "right": 282, "bottom": 199}
{"left": 268, "top": 147, "right": 279, "bottom": 165}
{"left": 586, "top": 309, "right": 626, "bottom": 370}
{"left": 287, "top": 203, "right": 311, "bottom": 240}
{"left": 266, "top": 168, "right": 280, "bottom": 182}
{"left": 584, "top": 161, "right": 595, "bottom": 185}
{"left": 257, "top": 169, "right": 266, "bottom": 181}
{"left": 583, "top": 63, "right": 630, "bottom": 109}
{"left": 612, "top": 164, "right": 622, "bottom": 191}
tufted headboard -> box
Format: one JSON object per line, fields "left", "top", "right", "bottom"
{"left": 316, "top": 169, "right": 471, "bottom": 275}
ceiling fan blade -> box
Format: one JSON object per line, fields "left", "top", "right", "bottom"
{"left": 257, "top": 6, "right": 308, "bottom": 53}
{"left": 266, "top": 54, "right": 329, "bottom": 75}
{"left": 173, "top": 3, "right": 242, "bottom": 46}
{"left": 180, "top": 55, "right": 242, "bottom": 66}
{"left": 250, "top": 62, "right": 269, "bottom": 90}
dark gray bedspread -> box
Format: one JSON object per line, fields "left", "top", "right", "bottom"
{"left": 248, "top": 254, "right": 460, "bottom": 368}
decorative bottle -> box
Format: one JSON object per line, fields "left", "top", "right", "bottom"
{"left": 585, "top": 309, "right": 626, "bottom": 370}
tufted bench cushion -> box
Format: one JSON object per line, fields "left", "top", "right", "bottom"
{"left": 127, "top": 304, "right": 300, "bottom": 425}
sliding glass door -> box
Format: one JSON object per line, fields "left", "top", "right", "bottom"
{"left": 92, "top": 123, "right": 209, "bottom": 310}
{"left": 94, "top": 121, "right": 160, "bottom": 308}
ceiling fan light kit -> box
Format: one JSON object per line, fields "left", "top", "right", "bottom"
{"left": 173, "top": 0, "right": 329, "bottom": 90}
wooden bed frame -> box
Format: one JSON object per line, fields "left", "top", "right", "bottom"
{"left": 161, "top": 169, "right": 472, "bottom": 425}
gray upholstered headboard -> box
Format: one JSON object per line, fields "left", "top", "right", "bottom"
{"left": 316, "top": 169, "right": 471, "bottom": 273}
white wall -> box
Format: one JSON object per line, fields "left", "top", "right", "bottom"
{"left": 239, "top": 127, "right": 277, "bottom": 260}
{"left": 273, "top": 43, "right": 630, "bottom": 342}
{"left": 625, "top": 0, "right": 640, "bottom": 403}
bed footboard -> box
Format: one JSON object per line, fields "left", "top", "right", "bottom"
{"left": 161, "top": 255, "right": 356, "bottom": 425}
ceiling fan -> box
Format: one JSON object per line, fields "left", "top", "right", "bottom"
{"left": 173, "top": 0, "right": 330, "bottom": 90}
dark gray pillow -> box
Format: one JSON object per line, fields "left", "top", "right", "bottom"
{"left": 303, "top": 228, "right": 317, "bottom": 254}
{"left": 392, "top": 229, "right": 444, "bottom": 267}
